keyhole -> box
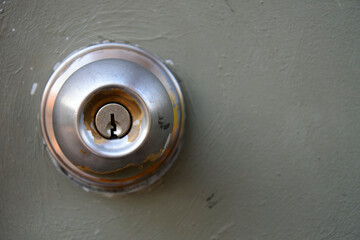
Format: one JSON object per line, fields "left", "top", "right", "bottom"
{"left": 95, "top": 103, "right": 132, "bottom": 139}
{"left": 110, "top": 113, "right": 117, "bottom": 139}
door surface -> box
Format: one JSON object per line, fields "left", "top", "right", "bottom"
{"left": 1, "top": 1, "right": 360, "bottom": 239}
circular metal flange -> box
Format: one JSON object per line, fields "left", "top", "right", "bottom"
{"left": 41, "top": 43, "right": 185, "bottom": 194}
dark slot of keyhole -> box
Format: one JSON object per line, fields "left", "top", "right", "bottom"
{"left": 110, "top": 113, "right": 117, "bottom": 139}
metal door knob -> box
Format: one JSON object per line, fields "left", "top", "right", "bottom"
{"left": 41, "top": 43, "right": 185, "bottom": 194}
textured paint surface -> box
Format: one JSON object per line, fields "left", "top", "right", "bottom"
{"left": 1, "top": 0, "right": 360, "bottom": 239}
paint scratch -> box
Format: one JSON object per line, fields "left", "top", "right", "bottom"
{"left": 335, "top": 0, "right": 342, "bottom": 7}
{"left": 30, "top": 82, "right": 38, "bottom": 95}
{"left": 206, "top": 193, "right": 220, "bottom": 209}
{"left": 14, "top": 66, "right": 23, "bottom": 74}
{"left": 210, "top": 222, "right": 235, "bottom": 240}
{"left": 165, "top": 59, "right": 174, "bottom": 66}
{"left": 206, "top": 193, "right": 214, "bottom": 202}
{"left": 224, "top": 0, "right": 235, "bottom": 13}
{"left": 53, "top": 62, "right": 61, "bottom": 71}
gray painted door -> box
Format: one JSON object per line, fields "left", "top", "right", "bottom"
{"left": 1, "top": 0, "right": 360, "bottom": 239}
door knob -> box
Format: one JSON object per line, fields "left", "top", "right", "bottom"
{"left": 40, "top": 43, "right": 185, "bottom": 194}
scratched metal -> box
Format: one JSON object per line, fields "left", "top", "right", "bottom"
{"left": 1, "top": 0, "right": 360, "bottom": 239}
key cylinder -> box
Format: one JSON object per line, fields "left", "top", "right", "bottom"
{"left": 95, "top": 103, "right": 131, "bottom": 139}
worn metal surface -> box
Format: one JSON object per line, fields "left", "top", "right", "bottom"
{"left": 1, "top": 0, "right": 360, "bottom": 239}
